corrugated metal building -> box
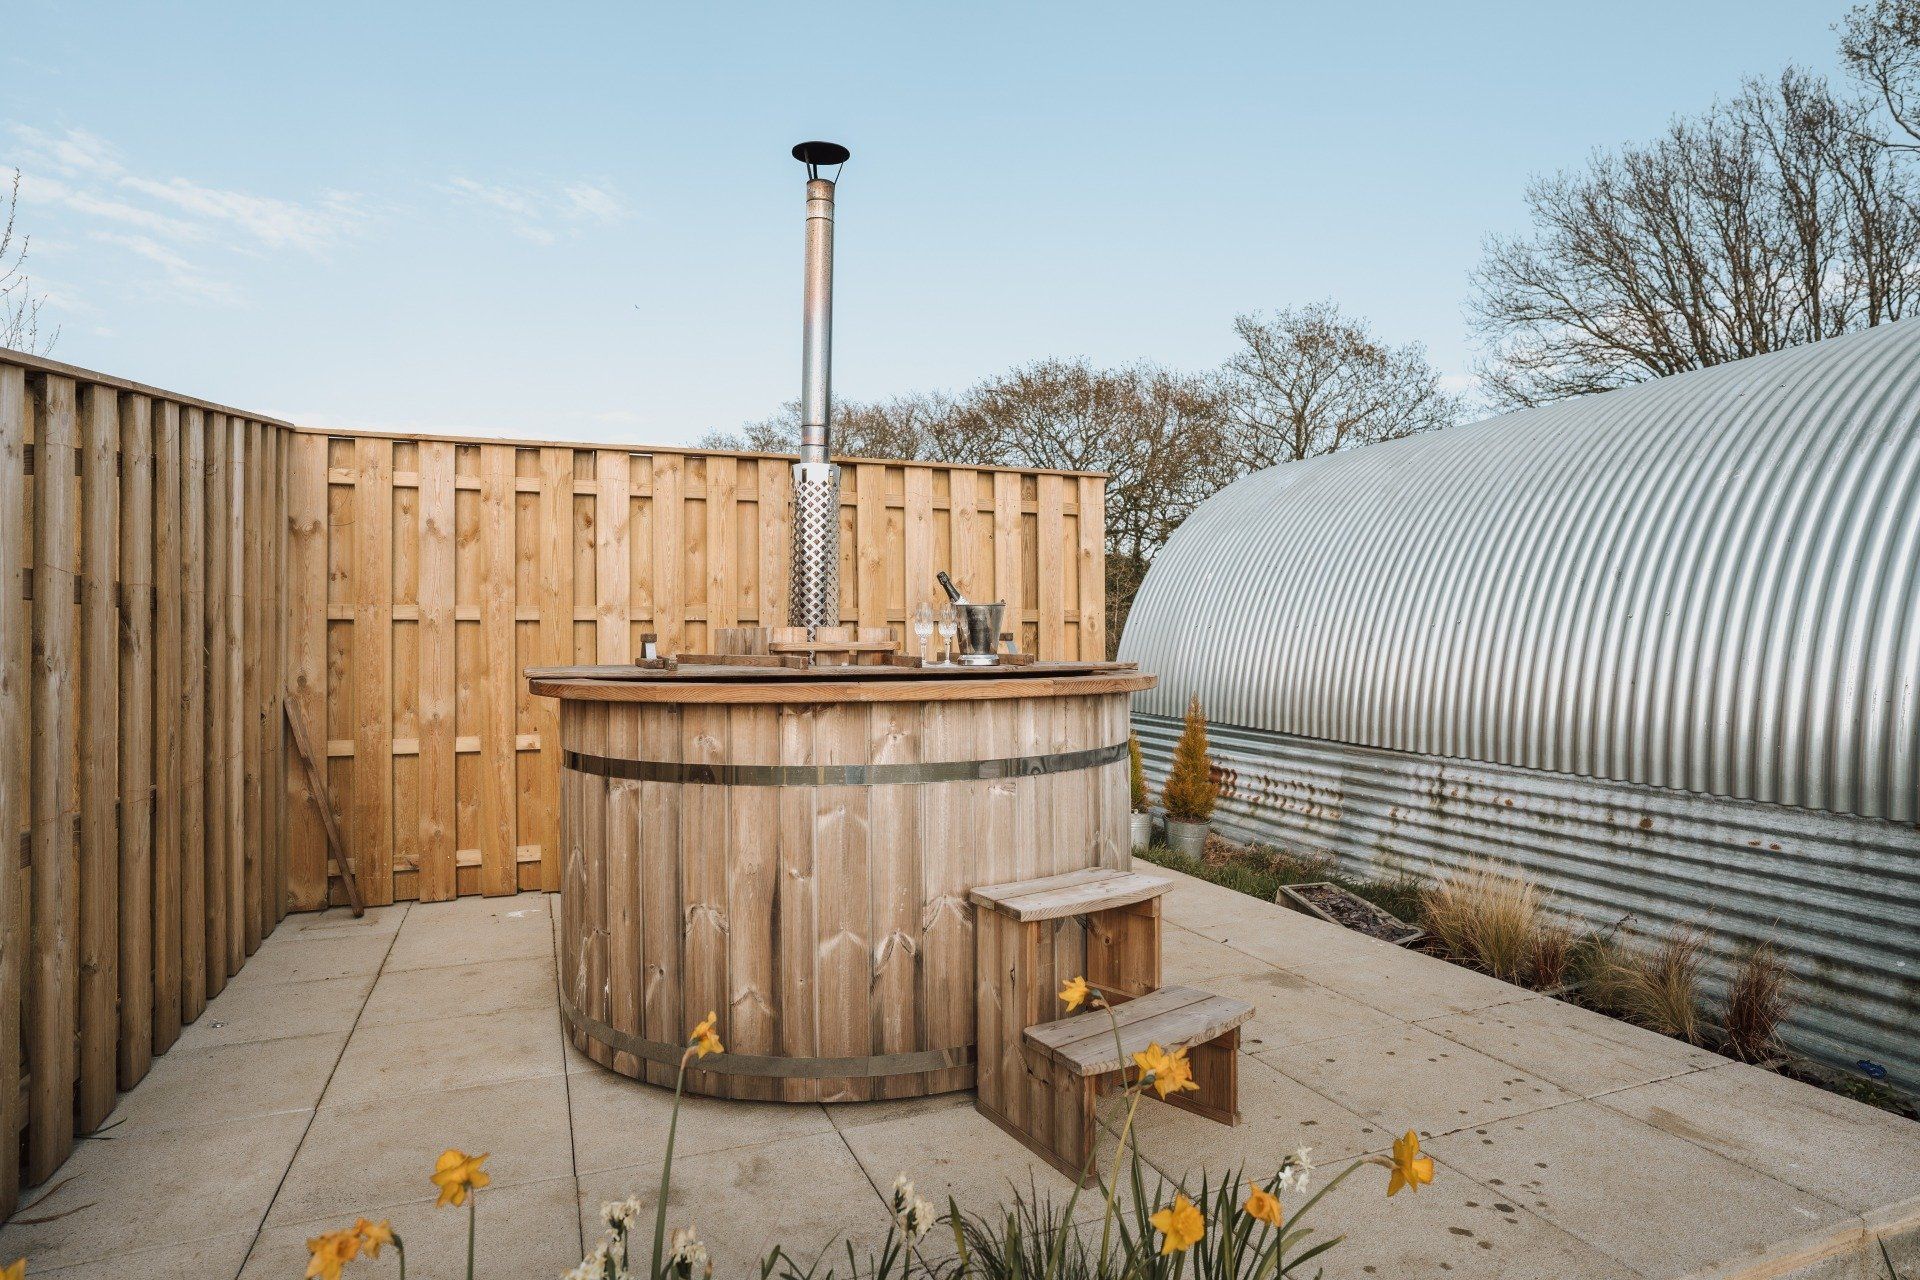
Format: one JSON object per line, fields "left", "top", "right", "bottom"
{"left": 1120, "top": 321, "right": 1920, "bottom": 1089}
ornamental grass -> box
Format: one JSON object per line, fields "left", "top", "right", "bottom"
{"left": 296, "top": 990, "right": 1435, "bottom": 1280}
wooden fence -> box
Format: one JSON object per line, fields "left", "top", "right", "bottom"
{"left": 284, "top": 432, "right": 1107, "bottom": 909}
{"left": 1, "top": 350, "right": 291, "bottom": 1220}
{"left": 1, "top": 347, "right": 1107, "bottom": 1216}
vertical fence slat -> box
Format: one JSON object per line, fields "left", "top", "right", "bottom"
{"left": 28, "top": 374, "right": 79, "bottom": 1183}
{"left": 595, "top": 450, "right": 631, "bottom": 664}
{"left": 992, "top": 471, "right": 1022, "bottom": 655}
{"left": 854, "top": 464, "right": 885, "bottom": 635}
{"left": 478, "top": 446, "right": 516, "bottom": 896}
{"left": 203, "top": 413, "right": 228, "bottom": 993}
{"left": 242, "top": 422, "right": 263, "bottom": 953}
{"left": 1037, "top": 474, "right": 1066, "bottom": 662}
{"left": 150, "top": 402, "right": 183, "bottom": 1052}
{"left": 267, "top": 426, "right": 288, "bottom": 925}
{"left": 650, "top": 454, "right": 682, "bottom": 655}
{"left": 224, "top": 415, "right": 245, "bottom": 972}
{"left": 76, "top": 384, "right": 121, "bottom": 1133}
{"left": 117, "top": 394, "right": 154, "bottom": 1088}
{"left": 706, "top": 455, "right": 738, "bottom": 638}
{"left": 0, "top": 364, "right": 26, "bottom": 1217}
{"left": 534, "top": 447, "right": 573, "bottom": 891}
{"left": 415, "top": 440, "right": 456, "bottom": 901}
{"left": 758, "top": 459, "right": 790, "bottom": 628}
{"left": 284, "top": 432, "right": 326, "bottom": 910}
{"left": 179, "top": 408, "right": 208, "bottom": 1016}
{"left": 1077, "top": 474, "right": 1105, "bottom": 660}
{"left": 351, "top": 437, "right": 393, "bottom": 906}
{"left": 904, "top": 467, "right": 933, "bottom": 626}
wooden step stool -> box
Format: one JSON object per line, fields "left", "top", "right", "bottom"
{"left": 970, "top": 868, "right": 1250, "bottom": 1185}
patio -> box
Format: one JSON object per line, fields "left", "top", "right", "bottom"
{"left": 4, "top": 869, "right": 1916, "bottom": 1280}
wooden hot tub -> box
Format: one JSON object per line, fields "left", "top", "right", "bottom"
{"left": 527, "top": 661, "right": 1156, "bottom": 1102}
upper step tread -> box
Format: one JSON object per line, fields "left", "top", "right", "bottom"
{"left": 1024, "top": 984, "right": 1253, "bottom": 1075}
{"left": 969, "top": 868, "right": 1172, "bottom": 922}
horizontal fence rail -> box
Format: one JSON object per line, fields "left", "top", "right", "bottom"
{"left": 1, "top": 349, "right": 292, "bottom": 1220}
{"left": 285, "top": 435, "right": 1106, "bottom": 910}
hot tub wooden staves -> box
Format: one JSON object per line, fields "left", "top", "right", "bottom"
{"left": 529, "top": 663, "right": 1155, "bottom": 1102}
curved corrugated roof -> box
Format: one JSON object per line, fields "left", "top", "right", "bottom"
{"left": 1120, "top": 321, "right": 1920, "bottom": 822}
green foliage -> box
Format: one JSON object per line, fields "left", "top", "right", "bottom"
{"left": 1160, "top": 696, "right": 1217, "bottom": 824}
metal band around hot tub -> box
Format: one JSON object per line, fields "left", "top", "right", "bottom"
{"left": 561, "top": 739, "right": 1129, "bottom": 787}
{"left": 559, "top": 990, "right": 974, "bottom": 1079}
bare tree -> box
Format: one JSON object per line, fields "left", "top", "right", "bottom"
{"left": 1841, "top": 0, "right": 1920, "bottom": 149}
{"left": 696, "top": 390, "right": 962, "bottom": 461}
{"left": 1220, "top": 301, "right": 1463, "bottom": 468}
{"left": 947, "top": 358, "right": 1236, "bottom": 648}
{"left": 1469, "top": 70, "right": 1920, "bottom": 408}
{"left": 2, "top": 169, "right": 57, "bottom": 355}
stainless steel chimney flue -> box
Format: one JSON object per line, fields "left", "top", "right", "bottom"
{"left": 788, "top": 141, "right": 849, "bottom": 633}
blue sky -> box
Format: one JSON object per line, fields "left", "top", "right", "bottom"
{"left": 2, "top": 1, "right": 1853, "bottom": 445}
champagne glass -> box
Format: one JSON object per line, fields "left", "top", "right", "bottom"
{"left": 936, "top": 604, "right": 958, "bottom": 664}
{"left": 912, "top": 602, "right": 935, "bottom": 664}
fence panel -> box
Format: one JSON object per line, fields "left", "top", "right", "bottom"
{"left": 285, "top": 432, "right": 1106, "bottom": 908}
{"left": 0, "top": 350, "right": 289, "bottom": 1218}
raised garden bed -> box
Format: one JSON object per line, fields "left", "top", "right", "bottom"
{"left": 1277, "top": 881, "right": 1424, "bottom": 945}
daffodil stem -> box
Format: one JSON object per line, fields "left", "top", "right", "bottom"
{"left": 1095, "top": 1000, "right": 1135, "bottom": 1275}
{"left": 397, "top": 1239, "right": 407, "bottom": 1280}
{"left": 465, "top": 1197, "right": 475, "bottom": 1280}
{"left": 652, "top": 1051, "right": 692, "bottom": 1280}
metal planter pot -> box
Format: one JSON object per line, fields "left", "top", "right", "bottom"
{"left": 1166, "top": 819, "right": 1209, "bottom": 860}
{"left": 1130, "top": 811, "right": 1153, "bottom": 852}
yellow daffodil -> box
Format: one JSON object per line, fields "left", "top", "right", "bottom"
{"left": 2, "top": 1259, "right": 25, "bottom": 1280}
{"left": 305, "top": 1229, "right": 360, "bottom": 1280}
{"left": 690, "top": 1011, "right": 724, "bottom": 1058}
{"left": 1149, "top": 1192, "right": 1206, "bottom": 1254}
{"left": 1243, "top": 1184, "right": 1283, "bottom": 1227}
{"left": 1386, "top": 1129, "right": 1435, "bottom": 1197}
{"left": 431, "top": 1148, "right": 491, "bottom": 1207}
{"left": 1131, "top": 1042, "right": 1200, "bottom": 1100}
{"left": 353, "top": 1217, "right": 395, "bottom": 1258}
{"left": 1059, "top": 975, "right": 1090, "bottom": 1011}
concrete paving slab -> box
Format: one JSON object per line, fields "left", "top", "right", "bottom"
{"left": 1443, "top": 1099, "right": 1858, "bottom": 1278}
{"left": 578, "top": 1131, "right": 893, "bottom": 1277}
{"left": 382, "top": 893, "right": 553, "bottom": 973}
{"left": 319, "top": 1001, "right": 564, "bottom": 1109}
{"left": 1596, "top": 1063, "right": 1920, "bottom": 1216}
{"left": 1266, "top": 1022, "right": 1575, "bottom": 1136}
{"left": 1287, "top": 945, "right": 1541, "bottom": 1021}
{"left": 231, "top": 929, "right": 393, "bottom": 984}
{"left": 170, "top": 971, "right": 372, "bottom": 1052}
{"left": 1200, "top": 964, "right": 1402, "bottom": 1053}
{"left": 568, "top": 1062, "right": 837, "bottom": 1175}
{"left": 359, "top": 953, "right": 556, "bottom": 1027}
{"left": 244, "top": 1174, "right": 583, "bottom": 1280}
{"left": 0, "top": 1110, "right": 310, "bottom": 1270}
{"left": 100, "top": 1029, "right": 343, "bottom": 1136}
{"left": 1160, "top": 924, "right": 1268, "bottom": 984}
{"left": 269, "top": 1074, "right": 576, "bottom": 1226}
{"left": 28, "top": 1229, "right": 256, "bottom": 1280}
{"left": 822, "top": 1089, "right": 976, "bottom": 1134}
{"left": 1120, "top": 1051, "right": 1385, "bottom": 1184}
{"left": 274, "top": 901, "right": 409, "bottom": 941}
{"left": 1305, "top": 1153, "right": 1638, "bottom": 1279}
{"left": 1419, "top": 993, "right": 1727, "bottom": 1098}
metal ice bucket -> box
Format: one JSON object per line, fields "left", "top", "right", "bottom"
{"left": 952, "top": 601, "right": 1007, "bottom": 665}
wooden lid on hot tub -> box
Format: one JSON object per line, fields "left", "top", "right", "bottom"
{"left": 526, "top": 660, "right": 1156, "bottom": 704}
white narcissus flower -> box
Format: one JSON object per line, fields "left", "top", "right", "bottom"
{"left": 900, "top": 1194, "right": 937, "bottom": 1242}
{"left": 565, "top": 1240, "right": 611, "bottom": 1280}
{"left": 669, "top": 1225, "right": 712, "bottom": 1280}
{"left": 890, "top": 1173, "right": 916, "bottom": 1215}
{"left": 1276, "top": 1146, "right": 1314, "bottom": 1193}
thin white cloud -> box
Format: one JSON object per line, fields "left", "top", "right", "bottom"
{"left": 4, "top": 123, "right": 366, "bottom": 308}
{"left": 445, "top": 174, "right": 627, "bottom": 244}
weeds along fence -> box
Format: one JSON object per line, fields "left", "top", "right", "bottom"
{"left": 0, "top": 346, "right": 1107, "bottom": 1216}
{"left": 284, "top": 432, "right": 1106, "bottom": 910}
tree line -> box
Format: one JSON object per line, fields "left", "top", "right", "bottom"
{"left": 705, "top": 1, "right": 1920, "bottom": 650}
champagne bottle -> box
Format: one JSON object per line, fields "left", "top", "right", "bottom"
{"left": 936, "top": 571, "right": 967, "bottom": 605}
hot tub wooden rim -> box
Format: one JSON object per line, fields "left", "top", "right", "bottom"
{"left": 530, "top": 671, "right": 1156, "bottom": 704}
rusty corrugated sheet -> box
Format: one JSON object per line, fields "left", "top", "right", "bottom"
{"left": 1137, "top": 716, "right": 1920, "bottom": 1091}
{"left": 1121, "top": 321, "right": 1920, "bottom": 822}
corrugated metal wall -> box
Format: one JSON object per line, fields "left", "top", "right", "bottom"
{"left": 1123, "top": 322, "right": 1920, "bottom": 822}
{"left": 1137, "top": 716, "right": 1920, "bottom": 1091}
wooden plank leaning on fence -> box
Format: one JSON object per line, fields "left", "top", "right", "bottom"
{"left": 284, "top": 698, "right": 364, "bottom": 916}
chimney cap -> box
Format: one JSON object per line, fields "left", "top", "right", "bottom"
{"left": 791, "top": 141, "right": 850, "bottom": 177}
